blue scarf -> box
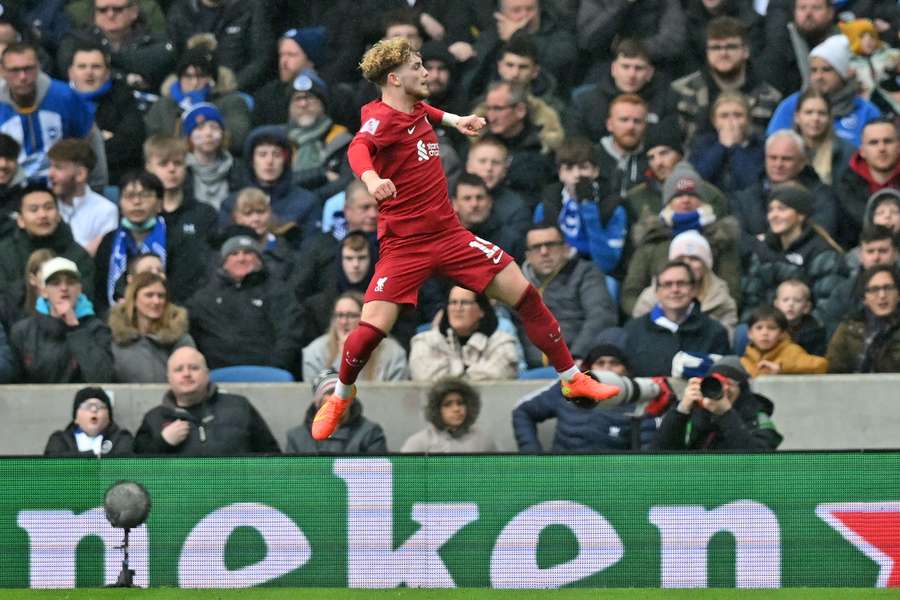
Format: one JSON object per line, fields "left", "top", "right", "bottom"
{"left": 170, "top": 81, "right": 210, "bottom": 110}
{"left": 36, "top": 294, "right": 96, "bottom": 320}
{"left": 70, "top": 79, "right": 112, "bottom": 119}
{"left": 107, "top": 217, "right": 167, "bottom": 304}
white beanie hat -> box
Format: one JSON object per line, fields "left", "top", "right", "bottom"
{"left": 809, "top": 34, "right": 851, "bottom": 80}
{"left": 668, "top": 230, "right": 713, "bottom": 270}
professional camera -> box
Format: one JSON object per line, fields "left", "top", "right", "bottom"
{"left": 699, "top": 372, "right": 730, "bottom": 400}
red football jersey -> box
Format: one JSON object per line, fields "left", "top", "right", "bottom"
{"left": 349, "top": 99, "right": 458, "bottom": 239}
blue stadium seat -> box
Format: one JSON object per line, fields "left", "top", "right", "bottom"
{"left": 518, "top": 366, "right": 557, "bottom": 380}
{"left": 209, "top": 365, "right": 295, "bottom": 383}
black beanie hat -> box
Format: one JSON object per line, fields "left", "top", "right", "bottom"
{"left": 72, "top": 387, "right": 113, "bottom": 419}
{"left": 769, "top": 183, "right": 813, "bottom": 216}
{"left": 644, "top": 117, "right": 684, "bottom": 157}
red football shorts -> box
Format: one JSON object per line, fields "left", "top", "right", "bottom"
{"left": 364, "top": 226, "right": 515, "bottom": 306}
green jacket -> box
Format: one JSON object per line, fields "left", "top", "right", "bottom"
{"left": 827, "top": 313, "right": 900, "bottom": 373}
{"left": 623, "top": 178, "right": 729, "bottom": 226}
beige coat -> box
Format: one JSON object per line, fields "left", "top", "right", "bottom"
{"left": 409, "top": 327, "right": 519, "bottom": 381}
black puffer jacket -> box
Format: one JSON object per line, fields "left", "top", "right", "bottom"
{"left": 165, "top": 0, "right": 273, "bottom": 91}
{"left": 284, "top": 399, "right": 386, "bottom": 454}
{"left": 10, "top": 313, "right": 114, "bottom": 383}
{"left": 44, "top": 422, "right": 134, "bottom": 457}
{"left": 133, "top": 384, "right": 280, "bottom": 455}
{"left": 652, "top": 389, "right": 782, "bottom": 450}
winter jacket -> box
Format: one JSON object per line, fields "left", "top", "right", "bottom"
{"left": 758, "top": 7, "right": 840, "bottom": 96}
{"left": 94, "top": 216, "right": 209, "bottom": 315}
{"left": 409, "top": 306, "right": 519, "bottom": 381}
{"left": 834, "top": 153, "right": 900, "bottom": 249}
{"left": 489, "top": 185, "right": 533, "bottom": 250}
{"left": 166, "top": 0, "right": 273, "bottom": 91}
{"left": 90, "top": 78, "right": 146, "bottom": 185}
{"left": 623, "top": 303, "right": 731, "bottom": 377}
{"left": 134, "top": 384, "right": 280, "bottom": 455}
{"left": 813, "top": 269, "right": 862, "bottom": 341}
{"left": 596, "top": 136, "right": 648, "bottom": 199}
{"left": 57, "top": 21, "right": 176, "bottom": 92}
{"left": 632, "top": 271, "right": 738, "bottom": 341}
{"left": 145, "top": 70, "right": 250, "bottom": 157}
{"left": 285, "top": 399, "right": 387, "bottom": 454}
{"left": 535, "top": 182, "right": 628, "bottom": 276}
{"left": 808, "top": 135, "right": 855, "bottom": 186}
{"left": 652, "top": 389, "right": 782, "bottom": 450}
{"left": 187, "top": 268, "right": 308, "bottom": 373}
{"left": 577, "top": 0, "right": 687, "bottom": 73}
{"left": 730, "top": 168, "right": 840, "bottom": 258}
{"left": 689, "top": 132, "right": 765, "bottom": 196}
{"left": 671, "top": 66, "right": 782, "bottom": 142}
{"left": 741, "top": 336, "right": 828, "bottom": 376}
{"left": 302, "top": 333, "right": 408, "bottom": 383}
{"left": 489, "top": 121, "right": 557, "bottom": 200}
{"left": 0, "top": 223, "right": 95, "bottom": 310}
{"left": 219, "top": 128, "right": 321, "bottom": 240}
{"left": 520, "top": 255, "right": 617, "bottom": 366}
{"left": 108, "top": 301, "right": 195, "bottom": 383}
{"left": 565, "top": 70, "right": 677, "bottom": 144}
{"left": 741, "top": 225, "right": 846, "bottom": 319}
{"left": 44, "top": 422, "right": 134, "bottom": 457}
{"left": 767, "top": 89, "right": 881, "bottom": 148}
{"left": 827, "top": 310, "right": 900, "bottom": 373}
{"left": 10, "top": 313, "right": 113, "bottom": 383}
{"left": 401, "top": 384, "right": 497, "bottom": 453}
{"left": 683, "top": 0, "right": 765, "bottom": 74}
{"left": 512, "top": 381, "right": 660, "bottom": 452}
{"left": 0, "top": 168, "right": 26, "bottom": 240}
{"left": 162, "top": 184, "right": 219, "bottom": 245}
{"left": 787, "top": 313, "right": 829, "bottom": 357}
{"left": 623, "top": 214, "right": 742, "bottom": 314}
{"left": 251, "top": 80, "right": 291, "bottom": 128}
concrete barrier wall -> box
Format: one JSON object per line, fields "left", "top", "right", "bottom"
{"left": 1, "top": 374, "right": 898, "bottom": 454}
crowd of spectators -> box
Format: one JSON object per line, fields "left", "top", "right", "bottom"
{"left": 5, "top": 0, "right": 900, "bottom": 454}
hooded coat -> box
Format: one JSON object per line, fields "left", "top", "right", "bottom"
{"left": 827, "top": 309, "right": 900, "bottom": 373}
{"left": 285, "top": 399, "right": 387, "bottom": 454}
{"left": 133, "top": 384, "right": 280, "bottom": 455}
{"left": 834, "top": 152, "right": 900, "bottom": 249}
{"left": 401, "top": 379, "right": 498, "bottom": 453}
{"left": 108, "top": 302, "right": 195, "bottom": 383}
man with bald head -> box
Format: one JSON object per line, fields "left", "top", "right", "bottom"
{"left": 133, "top": 347, "right": 280, "bottom": 455}
{"left": 731, "top": 129, "right": 839, "bottom": 257}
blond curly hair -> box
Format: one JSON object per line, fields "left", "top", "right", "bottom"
{"left": 359, "top": 37, "right": 415, "bottom": 85}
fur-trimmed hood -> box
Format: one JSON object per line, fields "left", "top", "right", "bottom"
{"left": 425, "top": 378, "right": 482, "bottom": 437}
{"left": 160, "top": 65, "right": 239, "bottom": 98}
{"left": 108, "top": 301, "right": 190, "bottom": 346}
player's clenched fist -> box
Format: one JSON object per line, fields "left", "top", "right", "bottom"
{"left": 361, "top": 171, "right": 396, "bottom": 201}
{"left": 456, "top": 115, "right": 486, "bottom": 137}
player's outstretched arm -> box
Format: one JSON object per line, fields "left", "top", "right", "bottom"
{"left": 348, "top": 137, "right": 395, "bottom": 202}
{"left": 361, "top": 170, "right": 396, "bottom": 202}
{"left": 447, "top": 113, "right": 487, "bottom": 137}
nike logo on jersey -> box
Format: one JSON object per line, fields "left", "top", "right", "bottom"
{"left": 492, "top": 250, "right": 504, "bottom": 265}
{"left": 407, "top": 125, "right": 416, "bottom": 134}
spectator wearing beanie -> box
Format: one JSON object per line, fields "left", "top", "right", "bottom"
{"left": 623, "top": 162, "right": 741, "bottom": 315}
{"left": 767, "top": 34, "right": 881, "bottom": 148}
{"left": 44, "top": 387, "right": 134, "bottom": 456}
{"left": 144, "top": 43, "right": 251, "bottom": 156}
{"left": 165, "top": 0, "right": 272, "bottom": 92}
{"left": 284, "top": 369, "right": 387, "bottom": 454}
{"left": 185, "top": 230, "right": 308, "bottom": 375}
{"left": 689, "top": 92, "right": 766, "bottom": 196}
{"left": 741, "top": 183, "right": 846, "bottom": 319}
{"left": 624, "top": 117, "right": 729, "bottom": 225}
{"left": 183, "top": 103, "right": 240, "bottom": 212}
{"left": 631, "top": 230, "right": 738, "bottom": 342}
{"left": 252, "top": 27, "right": 328, "bottom": 127}
{"left": 513, "top": 329, "right": 662, "bottom": 452}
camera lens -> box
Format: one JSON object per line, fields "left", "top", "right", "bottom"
{"left": 700, "top": 376, "right": 724, "bottom": 400}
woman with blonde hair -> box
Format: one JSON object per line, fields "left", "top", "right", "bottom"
{"left": 302, "top": 291, "right": 408, "bottom": 383}
{"left": 107, "top": 271, "right": 195, "bottom": 383}
{"left": 792, "top": 88, "right": 855, "bottom": 185}
{"left": 23, "top": 249, "right": 56, "bottom": 316}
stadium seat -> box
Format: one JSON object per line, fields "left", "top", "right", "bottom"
{"left": 209, "top": 365, "right": 295, "bottom": 383}
{"left": 518, "top": 366, "right": 557, "bottom": 380}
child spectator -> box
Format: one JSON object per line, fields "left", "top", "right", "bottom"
{"left": 44, "top": 387, "right": 133, "bottom": 457}
{"left": 839, "top": 19, "right": 900, "bottom": 102}
{"left": 773, "top": 279, "right": 828, "bottom": 356}
{"left": 183, "top": 103, "right": 240, "bottom": 212}
{"left": 401, "top": 377, "right": 498, "bottom": 453}
{"left": 741, "top": 306, "right": 828, "bottom": 376}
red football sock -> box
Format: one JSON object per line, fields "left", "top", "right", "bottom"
{"left": 338, "top": 321, "right": 386, "bottom": 385}
{"left": 514, "top": 285, "right": 576, "bottom": 373}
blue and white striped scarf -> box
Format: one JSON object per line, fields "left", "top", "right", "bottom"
{"left": 107, "top": 217, "right": 167, "bottom": 304}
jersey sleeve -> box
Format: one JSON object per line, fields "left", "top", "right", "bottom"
{"left": 347, "top": 136, "right": 377, "bottom": 178}
{"left": 422, "top": 103, "right": 445, "bottom": 126}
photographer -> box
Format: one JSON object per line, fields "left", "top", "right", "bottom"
{"left": 652, "top": 356, "right": 782, "bottom": 451}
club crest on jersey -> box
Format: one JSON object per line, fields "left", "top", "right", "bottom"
{"left": 416, "top": 140, "right": 440, "bottom": 161}
{"left": 360, "top": 118, "right": 380, "bottom": 135}
{"left": 374, "top": 276, "right": 388, "bottom": 292}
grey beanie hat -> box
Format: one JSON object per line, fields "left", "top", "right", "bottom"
{"left": 220, "top": 235, "right": 263, "bottom": 260}
{"left": 662, "top": 162, "right": 704, "bottom": 205}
